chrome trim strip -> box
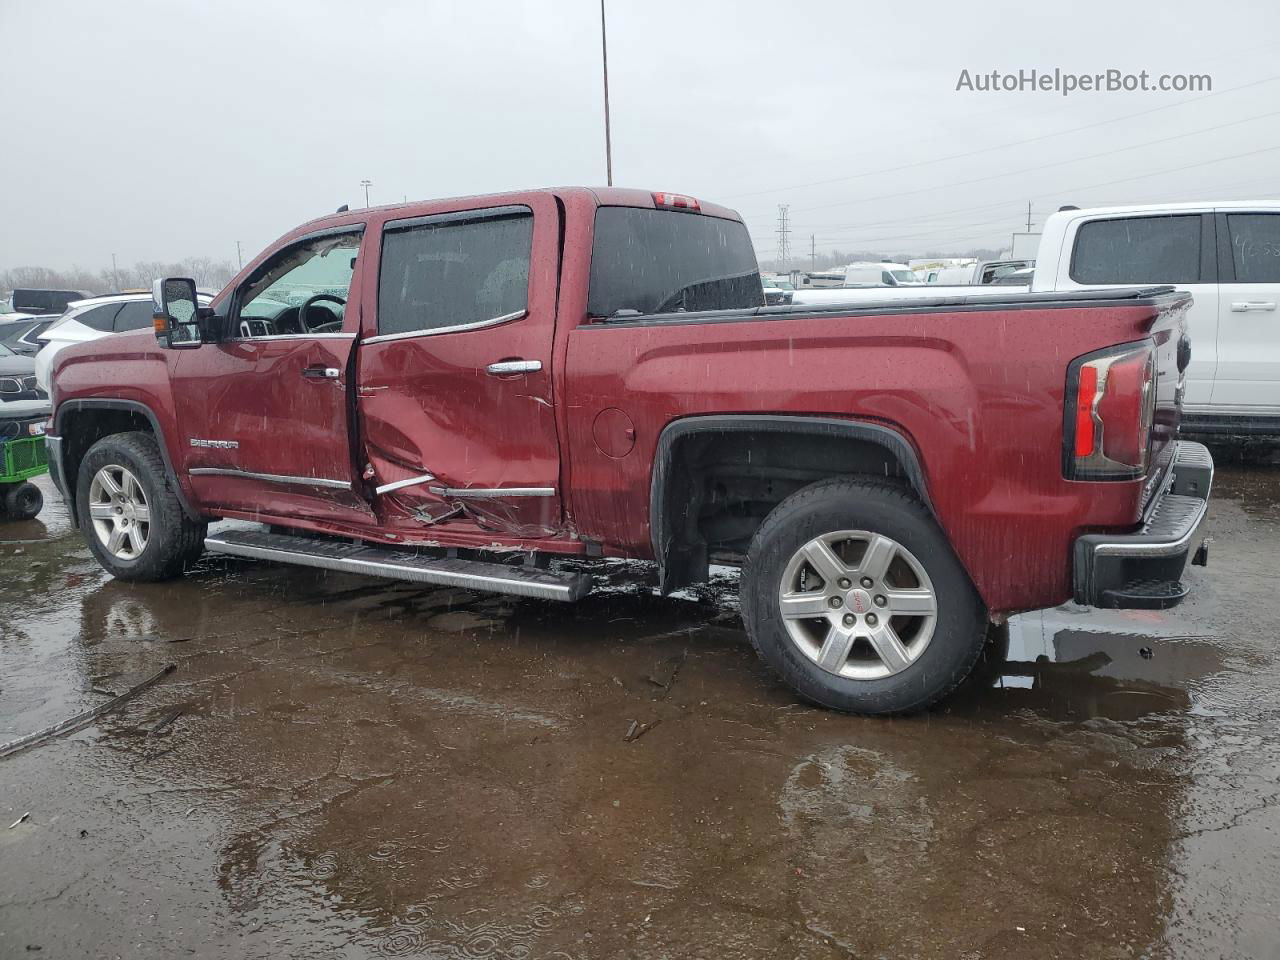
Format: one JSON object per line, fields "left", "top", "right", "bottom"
{"left": 363, "top": 310, "right": 527, "bottom": 345}
{"left": 374, "top": 472, "right": 437, "bottom": 495}
{"left": 227, "top": 333, "right": 357, "bottom": 343}
{"left": 428, "top": 486, "right": 555, "bottom": 499}
{"left": 188, "top": 467, "right": 350, "bottom": 490}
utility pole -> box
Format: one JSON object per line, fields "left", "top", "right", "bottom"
{"left": 775, "top": 205, "right": 791, "bottom": 274}
{"left": 600, "top": 0, "right": 613, "bottom": 186}
{"left": 810, "top": 234, "right": 816, "bottom": 271}
{"left": 111, "top": 253, "right": 119, "bottom": 291}
{"left": 236, "top": 241, "right": 243, "bottom": 270}
{"left": 1026, "top": 201, "right": 1033, "bottom": 232}
{"left": 361, "top": 179, "right": 372, "bottom": 208}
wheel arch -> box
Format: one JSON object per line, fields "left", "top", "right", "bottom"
{"left": 649, "top": 415, "right": 937, "bottom": 593}
{"left": 54, "top": 398, "right": 202, "bottom": 526}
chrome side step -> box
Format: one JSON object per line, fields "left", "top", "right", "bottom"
{"left": 204, "top": 529, "right": 591, "bottom": 602}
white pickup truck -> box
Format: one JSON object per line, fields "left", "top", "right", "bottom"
{"left": 793, "top": 201, "right": 1280, "bottom": 437}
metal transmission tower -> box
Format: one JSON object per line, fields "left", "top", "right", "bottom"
{"left": 775, "top": 205, "right": 792, "bottom": 273}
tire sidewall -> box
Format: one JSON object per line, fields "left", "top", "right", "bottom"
{"left": 743, "top": 482, "right": 985, "bottom": 714}
{"left": 7, "top": 482, "right": 43, "bottom": 520}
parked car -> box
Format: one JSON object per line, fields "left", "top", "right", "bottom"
{"left": 0, "top": 342, "right": 45, "bottom": 402}
{"left": 35, "top": 292, "right": 213, "bottom": 393}
{"left": 45, "top": 187, "right": 1212, "bottom": 715}
{"left": 761, "top": 276, "right": 793, "bottom": 305}
{"left": 0, "top": 318, "right": 54, "bottom": 356}
{"left": 9, "top": 288, "right": 94, "bottom": 316}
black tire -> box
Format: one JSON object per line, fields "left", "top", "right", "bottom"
{"left": 741, "top": 477, "right": 987, "bottom": 715}
{"left": 75, "top": 431, "right": 206, "bottom": 581}
{"left": 3, "top": 481, "right": 43, "bottom": 520}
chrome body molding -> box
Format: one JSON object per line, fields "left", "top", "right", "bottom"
{"left": 363, "top": 309, "right": 527, "bottom": 345}
{"left": 188, "top": 467, "right": 350, "bottom": 490}
{"left": 374, "top": 472, "right": 437, "bottom": 495}
{"left": 428, "top": 486, "right": 555, "bottom": 499}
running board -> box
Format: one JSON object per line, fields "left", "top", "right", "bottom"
{"left": 204, "top": 529, "right": 591, "bottom": 602}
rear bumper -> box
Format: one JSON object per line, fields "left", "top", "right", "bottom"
{"left": 1072, "top": 440, "right": 1213, "bottom": 609}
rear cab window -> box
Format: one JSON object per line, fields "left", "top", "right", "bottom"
{"left": 377, "top": 206, "right": 533, "bottom": 338}
{"left": 1070, "top": 215, "right": 1202, "bottom": 284}
{"left": 587, "top": 207, "right": 763, "bottom": 318}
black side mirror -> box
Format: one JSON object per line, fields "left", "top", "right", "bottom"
{"left": 152, "top": 277, "right": 202, "bottom": 349}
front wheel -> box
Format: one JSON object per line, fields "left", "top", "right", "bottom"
{"left": 741, "top": 477, "right": 987, "bottom": 715}
{"left": 75, "top": 432, "right": 206, "bottom": 581}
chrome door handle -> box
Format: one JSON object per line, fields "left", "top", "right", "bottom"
{"left": 1230, "top": 301, "right": 1277, "bottom": 312}
{"left": 486, "top": 359, "right": 542, "bottom": 375}
{"left": 303, "top": 366, "right": 341, "bottom": 379}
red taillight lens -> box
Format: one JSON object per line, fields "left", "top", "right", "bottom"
{"left": 1065, "top": 341, "right": 1156, "bottom": 480}
{"left": 652, "top": 192, "right": 700, "bottom": 212}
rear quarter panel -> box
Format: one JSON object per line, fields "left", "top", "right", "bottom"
{"left": 565, "top": 300, "right": 1180, "bottom": 613}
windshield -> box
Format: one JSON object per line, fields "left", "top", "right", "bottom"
{"left": 889, "top": 270, "right": 920, "bottom": 284}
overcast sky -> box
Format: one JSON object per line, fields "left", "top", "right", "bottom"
{"left": 4, "top": 0, "right": 1279, "bottom": 271}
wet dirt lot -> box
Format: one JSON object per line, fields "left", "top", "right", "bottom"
{"left": 2, "top": 455, "right": 1279, "bottom": 959}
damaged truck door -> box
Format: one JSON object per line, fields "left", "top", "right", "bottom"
{"left": 356, "top": 199, "right": 564, "bottom": 537}
{"left": 173, "top": 227, "right": 370, "bottom": 524}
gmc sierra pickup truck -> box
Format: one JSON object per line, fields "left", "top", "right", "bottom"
{"left": 46, "top": 187, "right": 1213, "bottom": 714}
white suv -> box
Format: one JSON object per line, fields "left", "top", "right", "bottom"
{"left": 35, "top": 292, "right": 212, "bottom": 393}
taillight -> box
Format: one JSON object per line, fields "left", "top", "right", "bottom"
{"left": 652, "top": 192, "right": 700, "bottom": 212}
{"left": 1065, "top": 340, "right": 1156, "bottom": 480}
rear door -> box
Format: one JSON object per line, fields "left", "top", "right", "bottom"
{"left": 1061, "top": 212, "right": 1218, "bottom": 411}
{"left": 174, "top": 227, "right": 371, "bottom": 524}
{"left": 356, "top": 196, "right": 563, "bottom": 536}
{"left": 1214, "top": 211, "right": 1280, "bottom": 414}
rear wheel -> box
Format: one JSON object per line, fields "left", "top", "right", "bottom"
{"left": 2, "top": 481, "right": 43, "bottom": 521}
{"left": 76, "top": 432, "right": 206, "bottom": 581}
{"left": 741, "top": 477, "right": 987, "bottom": 714}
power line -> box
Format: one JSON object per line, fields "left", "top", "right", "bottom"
{"left": 722, "top": 73, "right": 1280, "bottom": 203}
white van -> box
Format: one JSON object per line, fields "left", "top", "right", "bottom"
{"left": 840, "top": 262, "right": 923, "bottom": 287}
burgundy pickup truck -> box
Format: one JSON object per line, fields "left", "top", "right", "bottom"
{"left": 46, "top": 187, "right": 1213, "bottom": 714}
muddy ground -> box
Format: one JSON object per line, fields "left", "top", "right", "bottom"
{"left": 2, "top": 453, "right": 1278, "bottom": 959}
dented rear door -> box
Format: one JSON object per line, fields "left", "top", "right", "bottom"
{"left": 355, "top": 195, "right": 563, "bottom": 537}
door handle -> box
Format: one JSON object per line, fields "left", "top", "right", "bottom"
{"left": 1230, "top": 301, "right": 1277, "bottom": 312}
{"left": 486, "top": 359, "right": 542, "bottom": 375}
{"left": 302, "top": 366, "right": 341, "bottom": 379}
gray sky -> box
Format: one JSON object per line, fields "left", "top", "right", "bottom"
{"left": 4, "top": 0, "right": 1279, "bottom": 271}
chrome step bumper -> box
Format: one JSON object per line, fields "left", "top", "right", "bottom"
{"left": 205, "top": 529, "right": 592, "bottom": 602}
{"left": 1072, "top": 440, "right": 1213, "bottom": 608}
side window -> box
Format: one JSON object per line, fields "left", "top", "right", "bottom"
{"left": 113, "top": 301, "right": 155, "bottom": 332}
{"left": 1227, "top": 214, "right": 1280, "bottom": 282}
{"left": 881, "top": 271, "right": 894, "bottom": 285}
{"left": 77, "top": 304, "right": 122, "bottom": 332}
{"left": 234, "top": 231, "right": 362, "bottom": 338}
{"left": 1070, "top": 215, "right": 1201, "bottom": 285}
{"left": 378, "top": 207, "right": 533, "bottom": 337}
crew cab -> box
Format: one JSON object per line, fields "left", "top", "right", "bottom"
{"left": 44, "top": 187, "right": 1213, "bottom": 714}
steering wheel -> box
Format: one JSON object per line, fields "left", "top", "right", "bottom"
{"left": 298, "top": 293, "right": 346, "bottom": 333}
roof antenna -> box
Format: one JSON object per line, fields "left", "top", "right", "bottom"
{"left": 335, "top": 203, "right": 349, "bottom": 213}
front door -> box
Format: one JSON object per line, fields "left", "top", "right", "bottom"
{"left": 1214, "top": 210, "right": 1280, "bottom": 415}
{"left": 356, "top": 197, "right": 563, "bottom": 538}
{"left": 175, "top": 227, "right": 372, "bottom": 525}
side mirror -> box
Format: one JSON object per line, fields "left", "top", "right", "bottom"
{"left": 152, "top": 277, "right": 202, "bottom": 349}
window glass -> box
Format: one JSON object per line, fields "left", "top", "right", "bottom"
{"left": 378, "top": 209, "right": 533, "bottom": 336}
{"left": 587, "top": 207, "right": 763, "bottom": 317}
{"left": 236, "top": 232, "right": 361, "bottom": 337}
{"left": 1227, "top": 214, "right": 1280, "bottom": 282}
{"left": 77, "top": 304, "right": 122, "bottom": 332}
{"left": 1070, "top": 215, "right": 1201, "bottom": 284}
{"left": 113, "top": 301, "right": 155, "bottom": 332}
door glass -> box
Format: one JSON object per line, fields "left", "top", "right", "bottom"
{"left": 587, "top": 207, "right": 762, "bottom": 317}
{"left": 113, "top": 301, "right": 155, "bottom": 332}
{"left": 77, "top": 304, "right": 123, "bottom": 332}
{"left": 378, "top": 209, "right": 533, "bottom": 336}
{"left": 1070, "top": 215, "right": 1201, "bottom": 284}
{"left": 1227, "top": 214, "right": 1280, "bottom": 282}
{"left": 236, "top": 232, "right": 361, "bottom": 337}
